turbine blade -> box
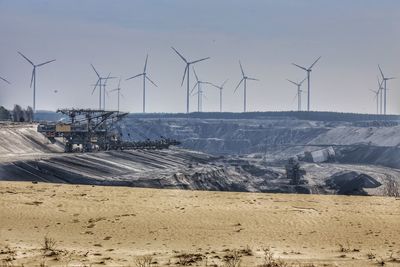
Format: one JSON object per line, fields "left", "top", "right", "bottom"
{"left": 118, "top": 78, "right": 121, "bottom": 88}
{"left": 92, "top": 79, "right": 100, "bottom": 95}
{"left": 210, "top": 83, "right": 220, "bottom": 89}
{"left": 239, "top": 61, "right": 245, "bottom": 77}
{"left": 192, "top": 67, "right": 199, "bottom": 82}
{"left": 291, "top": 93, "right": 298, "bottom": 105}
{"left": 234, "top": 78, "right": 244, "bottom": 93}
{"left": 18, "top": 51, "right": 34, "bottom": 66}
{"left": 191, "top": 57, "right": 210, "bottom": 64}
{"left": 0, "top": 76, "right": 11, "bottom": 84}
{"left": 126, "top": 73, "right": 143, "bottom": 80}
{"left": 387, "top": 77, "right": 396, "bottom": 80}
{"left": 171, "top": 47, "right": 187, "bottom": 63}
{"left": 91, "top": 64, "right": 100, "bottom": 78}
{"left": 292, "top": 63, "right": 307, "bottom": 71}
{"left": 378, "top": 65, "right": 385, "bottom": 79}
{"left": 377, "top": 76, "right": 383, "bottom": 89}
{"left": 181, "top": 65, "right": 188, "bottom": 86}
{"left": 103, "top": 73, "right": 112, "bottom": 86}
{"left": 287, "top": 79, "right": 298, "bottom": 86}
{"left": 300, "top": 77, "right": 307, "bottom": 85}
{"left": 144, "top": 54, "right": 148, "bottom": 73}
{"left": 309, "top": 56, "right": 322, "bottom": 69}
{"left": 221, "top": 79, "right": 228, "bottom": 88}
{"left": 146, "top": 75, "right": 158, "bottom": 87}
{"left": 109, "top": 88, "right": 119, "bottom": 92}
{"left": 30, "top": 69, "right": 35, "bottom": 88}
{"left": 247, "top": 77, "right": 259, "bottom": 81}
{"left": 191, "top": 82, "right": 198, "bottom": 94}
{"left": 37, "top": 59, "right": 56, "bottom": 67}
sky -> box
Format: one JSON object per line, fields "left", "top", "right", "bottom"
{"left": 0, "top": 0, "right": 399, "bottom": 114}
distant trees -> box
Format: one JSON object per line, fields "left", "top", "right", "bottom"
{"left": 11, "top": 105, "right": 34, "bottom": 122}
{"left": 0, "top": 106, "right": 11, "bottom": 121}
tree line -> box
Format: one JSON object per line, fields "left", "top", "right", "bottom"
{"left": 0, "top": 105, "right": 34, "bottom": 122}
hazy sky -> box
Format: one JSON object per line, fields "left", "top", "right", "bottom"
{"left": 0, "top": 0, "right": 399, "bottom": 114}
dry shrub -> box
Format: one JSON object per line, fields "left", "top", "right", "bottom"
{"left": 135, "top": 255, "right": 153, "bottom": 267}
{"left": 223, "top": 250, "right": 241, "bottom": 267}
{"left": 0, "top": 246, "right": 16, "bottom": 266}
{"left": 239, "top": 245, "right": 253, "bottom": 256}
{"left": 258, "top": 247, "right": 288, "bottom": 267}
{"left": 42, "top": 236, "right": 57, "bottom": 252}
{"left": 338, "top": 243, "right": 351, "bottom": 253}
{"left": 176, "top": 253, "right": 204, "bottom": 266}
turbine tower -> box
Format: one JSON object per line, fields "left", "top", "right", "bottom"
{"left": 287, "top": 77, "right": 307, "bottom": 111}
{"left": 110, "top": 78, "right": 124, "bottom": 112}
{"left": 18, "top": 52, "right": 56, "bottom": 113}
{"left": 211, "top": 79, "right": 228, "bottom": 112}
{"left": 378, "top": 65, "right": 396, "bottom": 115}
{"left": 91, "top": 64, "right": 116, "bottom": 110}
{"left": 377, "top": 76, "right": 384, "bottom": 115}
{"left": 171, "top": 47, "right": 210, "bottom": 113}
{"left": 292, "top": 56, "right": 321, "bottom": 112}
{"left": 191, "top": 67, "right": 212, "bottom": 112}
{"left": 234, "top": 61, "right": 259, "bottom": 113}
{"left": 126, "top": 54, "right": 158, "bottom": 113}
{"left": 0, "top": 76, "right": 11, "bottom": 84}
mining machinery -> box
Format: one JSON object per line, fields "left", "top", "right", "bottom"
{"left": 37, "top": 109, "right": 180, "bottom": 152}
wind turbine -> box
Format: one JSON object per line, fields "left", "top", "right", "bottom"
{"left": 91, "top": 64, "right": 116, "bottom": 110}
{"left": 18, "top": 52, "right": 56, "bottom": 113}
{"left": 287, "top": 77, "right": 307, "bottom": 111}
{"left": 191, "top": 67, "right": 212, "bottom": 112}
{"left": 171, "top": 47, "right": 210, "bottom": 113}
{"left": 211, "top": 79, "right": 228, "bottom": 112}
{"left": 378, "top": 65, "right": 396, "bottom": 115}
{"left": 0, "top": 76, "right": 11, "bottom": 84}
{"left": 102, "top": 72, "right": 116, "bottom": 110}
{"left": 234, "top": 61, "right": 259, "bottom": 113}
{"left": 126, "top": 54, "right": 158, "bottom": 113}
{"left": 109, "top": 78, "right": 124, "bottom": 112}
{"left": 370, "top": 89, "right": 380, "bottom": 115}
{"left": 292, "top": 56, "right": 321, "bottom": 112}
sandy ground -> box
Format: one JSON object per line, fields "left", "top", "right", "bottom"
{"left": 1, "top": 182, "right": 400, "bottom": 267}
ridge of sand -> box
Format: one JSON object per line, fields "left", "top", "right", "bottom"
{"left": 1, "top": 182, "right": 400, "bottom": 266}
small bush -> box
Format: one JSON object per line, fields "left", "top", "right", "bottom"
{"left": 176, "top": 253, "right": 204, "bottom": 266}
{"left": 223, "top": 250, "right": 241, "bottom": 267}
{"left": 42, "top": 236, "right": 57, "bottom": 252}
{"left": 258, "top": 247, "right": 288, "bottom": 267}
{"left": 135, "top": 255, "right": 153, "bottom": 267}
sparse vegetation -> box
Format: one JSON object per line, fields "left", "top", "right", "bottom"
{"left": 223, "top": 250, "right": 241, "bottom": 267}
{"left": 258, "top": 247, "right": 288, "bottom": 267}
{"left": 239, "top": 245, "right": 253, "bottom": 256}
{"left": 176, "top": 253, "right": 204, "bottom": 266}
{"left": 367, "top": 251, "right": 376, "bottom": 259}
{"left": 0, "top": 246, "right": 16, "bottom": 266}
{"left": 338, "top": 242, "right": 351, "bottom": 253}
{"left": 135, "top": 255, "right": 153, "bottom": 267}
{"left": 42, "top": 236, "right": 57, "bottom": 252}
